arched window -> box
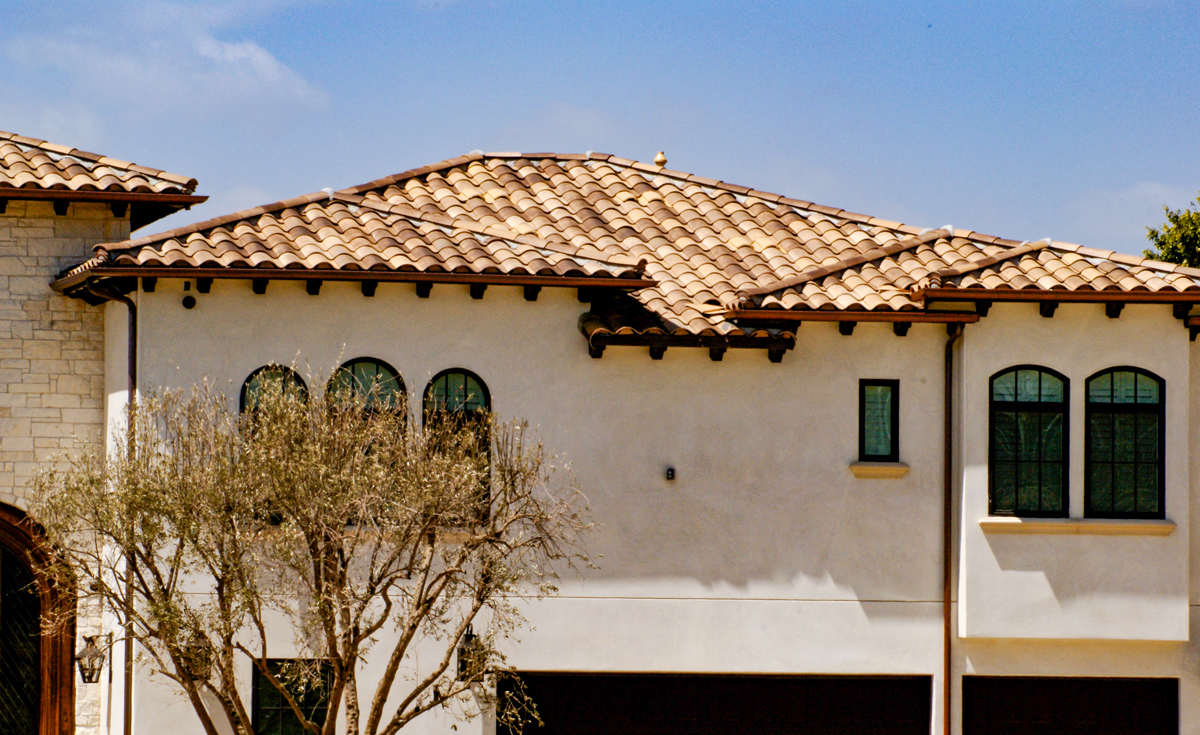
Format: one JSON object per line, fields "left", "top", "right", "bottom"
{"left": 240, "top": 365, "right": 308, "bottom": 412}
{"left": 424, "top": 370, "right": 491, "bottom": 522}
{"left": 329, "top": 359, "right": 406, "bottom": 412}
{"left": 989, "top": 366, "right": 1068, "bottom": 517}
{"left": 423, "top": 369, "right": 490, "bottom": 415}
{"left": 1086, "top": 368, "right": 1165, "bottom": 519}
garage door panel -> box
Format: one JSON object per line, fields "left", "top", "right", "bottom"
{"left": 499, "top": 673, "right": 931, "bottom": 735}
{"left": 963, "top": 676, "right": 1178, "bottom": 735}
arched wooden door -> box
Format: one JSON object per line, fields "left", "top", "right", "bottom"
{"left": 0, "top": 504, "right": 74, "bottom": 735}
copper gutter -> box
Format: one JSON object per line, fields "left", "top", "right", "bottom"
{"left": 84, "top": 284, "right": 137, "bottom": 735}
{"left": 52, "top": 266, "right": 655, "bottom": 294}
{"left": 913, "top": 286, "right": 1200, "bottom": 303}
{"left": 726, "top": 309, "right": 979, "bottom": 324}
{"left": 943, "top": 322, "right": 963, "bottom": 735}
{"left": 0, "top": 189, "right": 206, "bottom": 205}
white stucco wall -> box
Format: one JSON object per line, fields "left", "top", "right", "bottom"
{"left": 99, "top": 279, "right": 1200, "bottom": 734}
{"left": 958, "top": 302, "right": 1190, "bottom": 640}
{"left": 134, "top": 278, "right": 950, "bottom": 605}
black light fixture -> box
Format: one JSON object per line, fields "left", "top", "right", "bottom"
{"left": 456, "top": 625, "right": 481, "bottom": 682}
{"left": 76, "top": 633, "right": 111, "bottom": 684}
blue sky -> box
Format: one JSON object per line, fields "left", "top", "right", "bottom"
{"left": 2, "top": 0, "right": 1197, "bottom": 254}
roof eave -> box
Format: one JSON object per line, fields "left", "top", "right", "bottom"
{"left": 727, "top": 308, "right": 980, "bottom": 324}
{"left": 0, "top": 189, "right": 206, "bottom": 205}
{"left": 913, "top": 287, "right": 1200, "bottom": 303}
{"left": 51, "top": 264, "right": 655, "bottom": 295}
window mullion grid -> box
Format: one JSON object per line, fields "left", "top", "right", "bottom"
{"left": 1107, "top": 404, "right": 1116, "bottom": 515}
{"left": 1134, "top": 404, "right": 1142, "bottom": 514}
{"left": 1037, "top": 372, "right": 1043, "bottom": 514}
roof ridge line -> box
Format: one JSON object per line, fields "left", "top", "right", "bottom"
{"left": 1059, "top": 242, "right": 1200, "bottom": 278}
{"left": 95, "top": 191, "right": 332, "bottom": 254}
{"left": 733, "top": 228, "right": 953, "bottom": 305}
{"left": 338, "top": 194, "right": 643, "bottom": 270}
{"left": 927, "top": 238, "right": 1055, "bottom": 285}
{"left": 338, "top": 150, "right": 1042, "bottom": 248}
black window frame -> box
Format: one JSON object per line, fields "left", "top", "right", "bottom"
{"left": 1084, "top": 366, "right": 1166, "bottom": 520}
{"left": 328, "top": 357, "right": 407, "bottom": 413}
{"left": 250, "top": 658, "right": 333, "bottom": 735}
{"left": 858, "top": 379, "right": 900, "bottom": 463}
{"left": 988, "top": 365, "right": 1069, "bottom": 518}
{"left": 422, "top": 368, "right": 491, "bottom": 417}
{"left": 240, "top": 365, "right": 308, "bottom": 413}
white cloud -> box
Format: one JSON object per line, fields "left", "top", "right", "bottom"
{"left": 2, "top": 1, "right": 326, "bottom": 132}
{"left": 0, "top": 88, "right": 104, "bottom": 148}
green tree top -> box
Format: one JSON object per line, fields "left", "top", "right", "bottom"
{"left": 1144, "top": 193, "right": 1200, "bottom": 267}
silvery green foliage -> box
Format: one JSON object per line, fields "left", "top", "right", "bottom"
{"left": 32, "top": 378, "right": 589, "bottom": 735}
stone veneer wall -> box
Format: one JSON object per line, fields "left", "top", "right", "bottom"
{"left": 0, "top": 199, "right": 123, "bottom": 509}
{"left": 0, "top": 199, "right": 127, "bottom": 735}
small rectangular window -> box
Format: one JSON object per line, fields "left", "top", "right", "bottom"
{"left": 252, "top": 659, "right": 333, "bottom": 735}
{"left": 859, "top": 380, "right": 899, "bottom": 462}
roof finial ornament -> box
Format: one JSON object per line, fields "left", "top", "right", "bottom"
{"left": 654, "top": 151, "right": 667, "bottom": 167}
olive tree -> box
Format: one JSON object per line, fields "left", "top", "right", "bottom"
{"left": 32, "top": 378, "right": 587, "bottom": 735}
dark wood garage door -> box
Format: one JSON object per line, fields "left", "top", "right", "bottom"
{"left": 963, "top": 676, "right": 1178, "bottom": 735}
{"left": 498, "top": 673, "right": 931, "bottom": 735}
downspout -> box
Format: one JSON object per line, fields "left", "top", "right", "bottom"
{"left": 943, "top": 322, "right": 963, "bottom": 735}
{"left": 86, "top": 284, "right": 137, "bottom": 735}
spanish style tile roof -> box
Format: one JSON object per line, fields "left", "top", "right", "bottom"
{"left": 342, "top": 153, "right": 1200, "bottom": 335}
{"left": 0, "top": 130, "right": 197, "bottom": 195}
{"left": 60, "top": 152, "right": 1200, "bottom": 341}
{"left": 61, "top": 191, "right": 646, "bottom": 287}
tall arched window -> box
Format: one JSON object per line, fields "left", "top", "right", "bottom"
{"left": 1086, "top": 368, "right": 1165, "bottom": 519}
{"left": 240, "top": 365, "right": 308, "bottom": 412}
{"left": 989, "top": 366, "right": 1068, "bottom": 517}
{"left": 424, "top": 370, "right": 491, "bottom": 522}
{"left": 329, "top": 359, "right": 406, "bottom": 412}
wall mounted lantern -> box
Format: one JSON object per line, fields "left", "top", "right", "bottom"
{"left": 76, "top": 633, "right": 112, "bottom": 684}
{"left": 456, "top": 625, "right": 482, "bottom": 682}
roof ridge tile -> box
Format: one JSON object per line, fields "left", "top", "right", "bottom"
{"left": 97, "top": 191, "right": 331, "bottom": 253}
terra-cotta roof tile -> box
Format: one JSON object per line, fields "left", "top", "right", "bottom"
{"left": 0, "top": 130, "right": 197, "bottom": 195}
{"left": 60, "top": 152, "right": 1200, "bottom": 338}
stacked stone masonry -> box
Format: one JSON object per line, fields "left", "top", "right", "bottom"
{"left": 0, "top": 200, "right": 125, "bottom": 510}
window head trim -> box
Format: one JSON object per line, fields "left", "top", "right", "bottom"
{"left": 240, "top": 365, "right": 308, "bottom": 413}
{"left": 858, "top": 379, "right": 900, "bottom": 463}
{"left": 988, "top": 365, "right": 1070, "bottom": 518}
{"left": 1084, "top": 366, "right": 1166, "bottom": 520}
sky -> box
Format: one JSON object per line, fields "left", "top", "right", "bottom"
{"left": 1, "top": 0, "right": 1198, "bottom": 254}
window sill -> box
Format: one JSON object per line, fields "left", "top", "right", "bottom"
{"left": 978, "top": 517, "right": 1176, "bottom": 536}
{"left": 849, "top": 461, "right": 910, "bottom": 479}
